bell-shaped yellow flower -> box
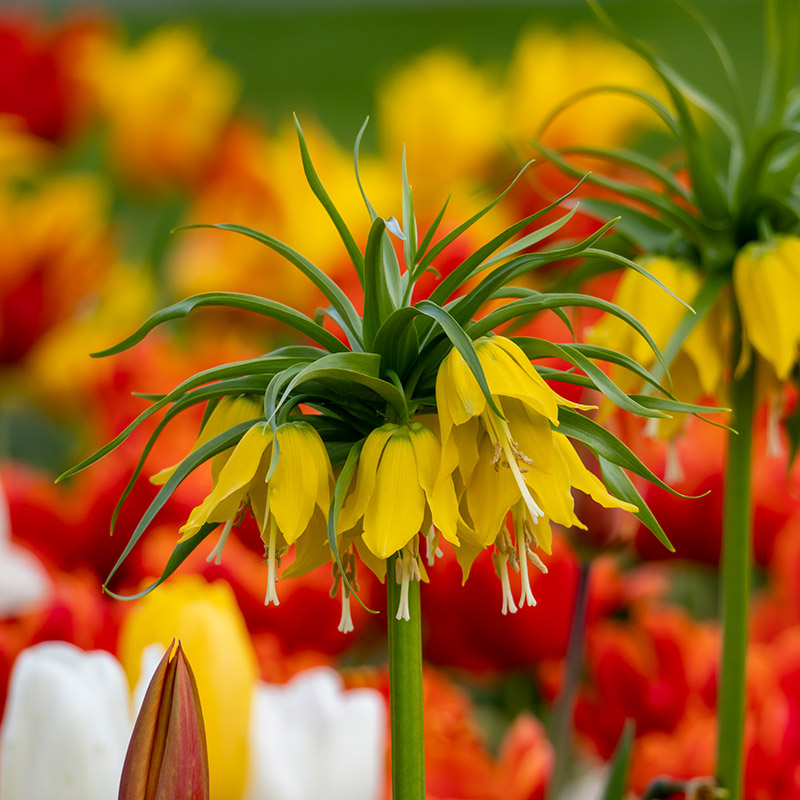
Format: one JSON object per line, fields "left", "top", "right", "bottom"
{"left": 733, "top": 236, "right": 800, "bottom": 381}
{"left": 339, "top": 422, "right": 460, "bottom": 561}
{"left": 178, "top": 418, "right": 333, "bottom": 605}
{"left": 119, "top": 577, "right": 257, "bottom": 800}
{"left": 436, "top": 336, "right": 636, "bottom": 610}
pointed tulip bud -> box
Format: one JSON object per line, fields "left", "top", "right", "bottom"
{"left": 119, "top": 641, "right": 209, "bottom": 800}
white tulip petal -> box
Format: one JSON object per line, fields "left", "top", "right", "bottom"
{"left": 0, "top": 642, "right": 133, "bottom": 800}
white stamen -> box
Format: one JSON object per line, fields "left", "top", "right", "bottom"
{"left": 499, "top": 554, "right": 518, "bottom": 616}
{"left": 664, "top": 439, "right": 684, "bottom": 484}
{"left": 425, "top": 525, "right": 443, "bottom": 567}
{"left": 264, "top": 521, "right": 280, "bottom": 607}
{"left": 643, "top": 416, "right": 660, "bottom": 439}
{"left": 528, "top": 549, "right": 548, "bottom": 574}
{"left": 497, "top": 419, "right": 544, "bottom": 522}
{"left": 517, "top": 531, "right": 536, "bottom": 608}
{"left": 338, "top": 586, "right": 354, "bottom": 634}
{"left": 395, "top": 551, "right": 412, "bottom": 621}
{"left": 206, "top": 518, "right": 234, "bottom": 565}
{"left": 767, "top": 391, "right": 785, "bottom": 459}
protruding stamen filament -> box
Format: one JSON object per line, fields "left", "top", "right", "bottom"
{"left": 528, "top": 549, "right": 548, "bottom": 574}
{"left": 264, "top": 520, "right": 280, "bottom": 607}
{"left": 665, "top": 439, "right": 684, "bottom": 484}
{"left": 485, "top": 413, "right": 544, "bottom": 523}
{"left": 497, "top": 553, "right": 517, "bottom": 616}
{"left": 767, "top": 391, "right": 784, "bottom": 458}
{"left": 394, "top": 544, "right": 420, "bottom": 621}
{"left": 338, "top": 585, "right": 354, "bottom": 634}
{"left": 425, "top": 525, "right": 443, "bottom": 567}
{"left": 517, "top": 529, "right": 536, "bottom": 608}
{"left": 207, "top": 517, "right": 234, "bottom": 565}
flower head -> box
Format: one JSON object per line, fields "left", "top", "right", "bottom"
{"left": 437, "top": 335, "right": 637, "bottom": 612}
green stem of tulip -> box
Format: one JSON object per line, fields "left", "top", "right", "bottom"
{"left": 716, "top": 313, "right": 755, "bottom": 800}
{"left": 387, "top": 552, "right": 426, "bottom": 800}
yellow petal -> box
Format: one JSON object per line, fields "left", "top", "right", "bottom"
{"left": 525, "top": 441, "right": 578, "bottom": 528}
{"left": 554, "top": 433, "right": 638, "bottom": 513}
{"left": 408, "top": 422, "right": 460, "bottom": 546}
{"left": 282, "top": 509, "right": 332, "bottom": 578}
{"left": 269, "top": 422, "right": 331, "bottom": 544}
{"left": 178, "top": 423, "right": 272, "bottom": 540}
{"left": 464, "top": 434, "right": 519, "bottom": 545}
{"left": 362, "top": 429, "right": 426, "bottom": 558}
{"left": 339, "top": 425, "right": 394, "bottom": 533}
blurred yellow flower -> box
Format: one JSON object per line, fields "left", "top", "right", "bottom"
{"left": 119, "top": 576, "right": 257, "bottom": 800}
{"left": 170, "top": 119, "right": 394, "bottom": 314}
{"left": 378, "top": 50, "right": 504, "bottom": 200}
{"left": 87, "top": 26, "right": 238, "bottom": 191}
{"left": 734, "top": 236, "right": 800, "bottom": 381}
{"left": 505, "top": 27, "right": 662, "bottom": 152}
{"left": 590, "top": 257, "right": 725, "bottom": 437}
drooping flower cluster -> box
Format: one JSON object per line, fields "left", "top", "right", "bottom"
{"left": 63, "top": 123, "right": 708, "bottom": 628}
{"left": 544, "top": 1, "right": 800, "bottom": 453}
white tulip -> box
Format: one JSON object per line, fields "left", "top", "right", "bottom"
{"left": 0, "top": 641, "right": 133, "bottom": 800}
{"left": 0, "top": 477, "right": 51, "bottom": 616}
{"left": 243, "top": 667, "right": 386, "bottom": 800}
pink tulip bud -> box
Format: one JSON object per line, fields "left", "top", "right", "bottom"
{"left": 119, "top": 640, "right": 209, "bottom": 800}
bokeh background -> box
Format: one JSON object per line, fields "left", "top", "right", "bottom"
{"left": 4, "top": 1, "right": 800, "bottom": 799}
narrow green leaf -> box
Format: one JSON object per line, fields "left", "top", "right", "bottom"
{"left": 92, "top": 292, "right": 348, "bottom": 358}
{"left": 414, "top": 194, "right": 451, "bottom": 269}
{"left": 103, "top": 420, "right": 258, "bottom": 588}
{"left": 401, "top": 147, "right": 418, "bottom": 274}
{"left": 512, "top": 337, "right": 668, "bottom": 418}
{"left": 557, "top": 407, "right": 700, "bottom": 498}
{"left": 469, "top": 292, "right": 670, "bottom": 379}
{"left": 58, "top": 351, "right": 322, "bottom": 482}
{"left": 416, "top": 160, "right": 535, "bottom": 274}
{"left": 362, "top": 217, "right": 397, "bottom": 347}
{"left": 178, "top": 223, "right": 363, "bottom": 347}
{"left": 277, "top": 352, "right": 408, "bottom": 419}
{"left": 414, "top": 299, "right": 502, "bottom": 418}
{"left": 110, "top": 377, "right": 268, "bottom": 535}
{"left": 294, "top": 115, "right": 365, "bottom": 280}
{"left": 599, "top": 457, "right": 675, "bottom": 552}
{"left": 428, "top": 179, "right": 586, "bottom": 307}
{"left": 104, "top": 524, "right": 216, "bottom": 600}
{"left": 372, "top": 306, "right": 422, "bottom": 377}
{"left": 601, "top": 719, "right": 636, "bottom": 800}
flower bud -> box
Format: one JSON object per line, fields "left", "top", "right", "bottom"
{"left": 119, "top": 640, "right": 209, "bottom": 800}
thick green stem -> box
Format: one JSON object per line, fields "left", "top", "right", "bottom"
{"left": 716, "top": 316, "right": 756, "bottom": 800}
{"left": 387, "top": 552, "right": 426, "bottom": 800}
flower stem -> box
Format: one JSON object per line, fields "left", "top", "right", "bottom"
{"left": 716, "top": 315, "right": 755, "bottom": 800}
{"left": 387, "top": 551, "right": 426, "bottom": 800}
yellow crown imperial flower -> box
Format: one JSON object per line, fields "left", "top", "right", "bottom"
{"left": 338, "top": 421, "right": 461, "bottom": 621}
{"left": 436, "top": 335, "right": 637, "bottom": 613}
{"left": 179, "top": 419, "right": 333, "bottom": 606}
{"left": 733, "top": 236, "right": 800, "bottom": 382}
